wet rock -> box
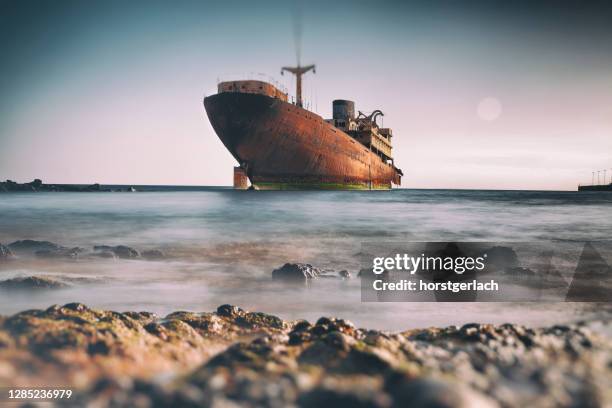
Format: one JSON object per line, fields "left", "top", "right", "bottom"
{"left": 142, "top": 249, "right": 164, "bottom": 260}
{"left": 299, "top": 378, "right": 391, "bottom": 408}
{"left": 144, "top": 322, "right": 168, "bottom": 339}
{"left": 292, "top": 320, "right": 312, "bottom": 332}
{"left": 0, "top": 276, "right": 69, "bottom": 290}
{"left": 64, "top": 302, "right": 90, "bottom": 312}
{"left": 289, "top": 320, "right": 313, "bottom": 345}
{"left": 94, "top": 245, "right": 140, "bottom": 259}
{"left": 340, "top": 347, "right": 398, "bottom": 375}
{"left": 0, "top": 303, "right": 608, "bottom": 408}
{"left": 482, "top": 246, "right": 519, "bottom": 271}
{"left": 0, "top": 243, "right": 13, "bottom": 260}
{"left": 387, "top": 378, "right": 499, "bottom": 408}
{"left": 214, "top": 305, "right": 287, "bottom": 332}
{"left": 35, "top": 246, "right": 84, "bottom": 259}
{"left": 8, "top": 239, "right": 63, "bottom": 254}
{"left": 272, "top": 263, "right": 321, "bottom": 281}
{"left": 0, "top": 331, "right": 15, "bottom": 348}
{"left": 205, "top": 340, "right": 293, "bottom": 372}
{"left": 459, "top": 323, "right": 488, "bottom": 341}
{"left": 123, "top": 311, "right": 158, "bottom": 327}
{"left": 313, "top": 317, "right": 357, "bottom": 336}
{"left": 7, "top": 240, "right": 85, "bottom": 259}
{"left": 289, "top": 330, "right": 311, "bottom": 345}
{"left": 236, "top": 312, "right": 286, "bottom": 330}
{"left": 217, "top": 304, "right": 244, "bottom": 318}
{"left": 325, "top": 331, "right": 354, "bottom": 351}
{"left": 298, "top": 337, "right": 352, "bottom": 368}
{"left": 165, "top": 311, "right": 225, "bottom": 334}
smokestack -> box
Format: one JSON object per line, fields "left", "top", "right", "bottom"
{"left": 332, "top": 100, "right": 355, "bottom": 121}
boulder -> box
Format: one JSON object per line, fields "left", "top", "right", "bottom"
{"left": 35, "top": 247, "right": 84, "bottom": 259}
{"left": 0, "top": 243, "right": 13, "bottom": 260}
{"left": 272, "top": 263, "right": 322, "bottom": 281}
{"left": 7, "top": 240, "right": 83, "bottom": 259}
{"left": 94, "top": 245, "right": 140, "bottom": 259}
{"left": 0, "top": 276, "right": 69, "bottom": 290}
{"left": 483, "top": 246, "right": 519, "bottom": 271}
{"left": 216, "top": 304, "right": 244, "bottom": 317}
{"left": 8, "top": 240, "right": 63, "bottom": 254}
{"left": 272, "top": 263, "right": 346, "bottom": 282}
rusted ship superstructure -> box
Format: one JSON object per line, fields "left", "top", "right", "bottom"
{"left": 204, "top": 64, "right": 403, "bottom": 190}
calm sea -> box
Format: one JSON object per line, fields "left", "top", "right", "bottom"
{"left": 0, "top": 189, "right": 611, "bottom": 330}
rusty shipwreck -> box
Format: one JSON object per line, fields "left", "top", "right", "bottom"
{"left": 204, "top": 64, "right": 403, "bottom": 190}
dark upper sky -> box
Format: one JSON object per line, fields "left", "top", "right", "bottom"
{"left": 1, "top": 0, "right": 611, "bottom": 189}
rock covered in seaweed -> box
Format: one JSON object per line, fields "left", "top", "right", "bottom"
{"left": 0, "top": 303, "right": 290, "bottom": 393}
{"left": 0, "top": 303, "right": 608, "bottom": 408}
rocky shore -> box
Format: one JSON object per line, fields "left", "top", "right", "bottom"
{"left": 0, "top": 179, "right": 136, "bottom": 192}
{"left": 0, "top": 303, "right": 609, "bottom": 407}
{"left": 0, "top": 239, "right": 164, "bottom": 261}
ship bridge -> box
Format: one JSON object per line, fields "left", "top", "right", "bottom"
{"left": 326, "top": 100, "right": 396, "bottom": 165}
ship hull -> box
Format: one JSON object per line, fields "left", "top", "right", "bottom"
{"left": 204, "top": 92, "right": 401, "bottom": 190}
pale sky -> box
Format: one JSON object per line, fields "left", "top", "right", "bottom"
{"left": 1, "top": 0, "right": 611, "bottom": 190}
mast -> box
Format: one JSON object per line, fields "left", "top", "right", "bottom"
{"left": 281, "top": 64, "right": 315, "bottom": 108}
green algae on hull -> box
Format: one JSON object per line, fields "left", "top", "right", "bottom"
{"left": 253, "top": 182, "right": 392, "bottom": 190}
